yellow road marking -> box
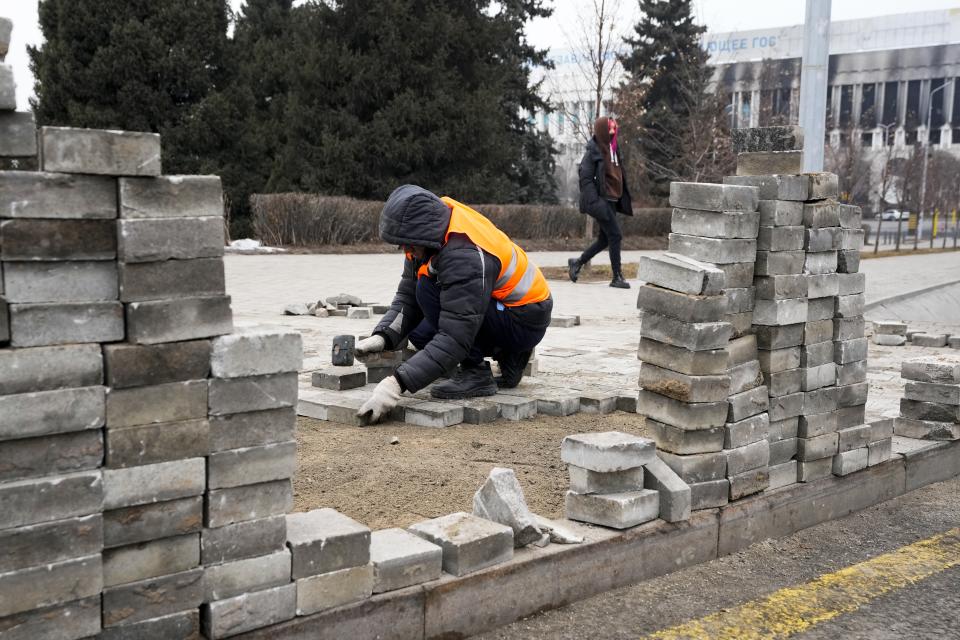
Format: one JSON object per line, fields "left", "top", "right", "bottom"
{"left": 645, "top": 528, "right": 960, "bottom": 640}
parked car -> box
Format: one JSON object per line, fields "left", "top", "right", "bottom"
{"left": 877, "top": 209, "right": 906, "bottom": 221}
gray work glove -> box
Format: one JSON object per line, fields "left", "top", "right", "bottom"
{"left": 356, "top": 334, "right": 386, "bottom": 356}
{"left": 357, "top": 375, "right": 402, "bottom": 424}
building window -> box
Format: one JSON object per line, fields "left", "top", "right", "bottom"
{"left": 882, "top": 81, "right": 898, "bottom": 127}
{"left": 905, "top": 79, "right": 921, "bottom": 129}
{"left": 774, "top": 88, "right": 791, "bottom": 122}
{"left": 739, "top": 93, "right": 751, "bottom": 127}
{"left": 839, "top": 85, "right": 853, "bottom": 128}
{"left": 586, "top": 101, "right": 595, "bottom": 121}
{"left": 860, "top": 84, "right": 876, "bottom": 128}
{"left": 826, "top": 85, "right": 833, "bottom": 126}
{"left": 953, "top": 79, "right": 960, "bottom": 126}
{"left": 861, "top": 132, "right": 873, "bottom": 146}
{"left": 905, "top": 129, "right": 918, "bottom": 145}
{"left": 930, "top": 129, "right": 941, "bottom": 144}
{"left": 930, "top": 78, "right": 946, "bottom": 128}
{"left": 542, "top": 112, "right": 549, "bottom": 133}
{"left": 953, "top": 128, "right": 960, "bottom": 144}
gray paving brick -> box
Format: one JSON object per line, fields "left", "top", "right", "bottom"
{"left": 0, "top": 514, "right": 102, "bottom": 574}
{"left": 119, "top": 175, "right": 222, "bottom": 218}
{"left": 0, "top": 170, "right": 116, "bottom": 219}
{"left": 202, "top": 583, "right": 296, "bottom": 639}
{"left": 102, "top": 533, "right": 200, "bottom": 587}
{"left": 102, "top": 458, "right": 205, "bottom": 510}
{"left": 0, "top": 385, "right": 104, "bottom": 440}
{"left": 201, "top": 516, "right": 287, "bottom": 565}
{"left": 9, "top": 301, "right": 123, "bottom": 347}
{"left": 205, "top": 479, "right": 293, "bottom": 528}
{"left": 104, "top": 340, "right": 210, "bottom": 389}
{"left": 104, "top": 497, "right": 202, "bottom": 549}
{"left": 119, "top": 257, "right": 225, "bottom": 302}
{"left": 370, "top": 527, "right": 443, "bottom": 593}
{"left": 3, "top": 261, "right": 118, "bottom": 303}
{"left": 105, "top": 418, "right": 209, "bottom": 468}
{"left": 204, "top": 549, "right": 291, "bottom": 602}
{"left": 564, "top": 489, "right": 659, "bottom": 529}
{"left": 0, "top": 554, "right": 102, "bottom": 618}
{"left": 0, "top": 219, "right": 116, "bottom": 261}
{"left": 408, "top": 511, "right": 512, "bottom": 576}
{"left": 0, "top": 430, "right": 103, "bottom": 482}
{"left": 208, "top": 372, "right": 298, "bottom": 416}
{"left": 102, "top": 568, "right": 203, "bottom": 628}
{"left": 125, "top": 295, "right": 233, "bottom": 344}
{"left": 106, "top": 380, "right": 207, "bottom": 427}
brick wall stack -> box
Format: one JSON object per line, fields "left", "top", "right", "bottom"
{"left": 893, "top": 356, "right": 960, "bottom": 443}
{"left": 0, "top": 104, "right": 311, "bottom": 637}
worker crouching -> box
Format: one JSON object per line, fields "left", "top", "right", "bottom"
{"left": 357, "top": 185, "right": 553, "bottom": 423}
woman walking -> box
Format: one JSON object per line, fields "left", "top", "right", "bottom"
{"left": 568, "top": 116, "right": 633, "bottom": 289}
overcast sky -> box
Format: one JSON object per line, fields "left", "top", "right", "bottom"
{"left": 3, "top": 0, "right": 959, "bottom": 109}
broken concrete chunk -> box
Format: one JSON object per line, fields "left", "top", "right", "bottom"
{"left": 472, "top": 467, "right": 541, "bottom": 547}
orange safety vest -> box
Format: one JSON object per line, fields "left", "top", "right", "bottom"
{"left": 413, "top": 197, "right": 551, "bottom": 307}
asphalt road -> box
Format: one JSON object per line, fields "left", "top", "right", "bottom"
{"left": 477, "top": 475, "right": 960, "bottom": 640}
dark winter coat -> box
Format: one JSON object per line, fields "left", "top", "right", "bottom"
{"left": 373, "top": 185, "right": 553, "bottom": 393}
{"left": 578, "top": 138, "right": 633, "bottom": 218}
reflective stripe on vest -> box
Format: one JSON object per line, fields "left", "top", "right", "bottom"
{"left": 417, "top": 196, "right": 549, "bottom": 307}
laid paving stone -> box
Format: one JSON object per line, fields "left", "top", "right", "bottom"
{"left": 867, "top": 438, "right": 893, "bottom": 465}
{"left": 797, "top": 411, "right": 838, "bottom": 438}
{"left": 668, "top": 234, "right": 757, "bottom": 264}
{"left": 893, "top": 417, "right": 960, "bottom": 440}
{"left": 636, "top": 252, "right": 725, "bottom": 296}
{"left": 0, "top": 171, "right": 119, "bottom": 219}
{"left": 528, "top": 391, "right": 580, "bottom": 416}
{"left": 102, "top": 568, "right": 203, "bottom": 628}
{"left": 568, "top": 464, "right": 644, "bottom": 495}
{"left": 208, "top": 372, "right": 298, "bottom": 415}
{"left": 803, "top": 251, "right": 838, "bottom": 275}
{"left": 670, "top": 208, "right": 760, "bottom": 239}
{"left": 768, "top": 460, "right": 798, "bottom": 489}
{"left": 648, "top": 418, "right": 724, "bottom": 455}
{"left": 312, "top": 366, "right": 366, "bottom": 391}
{"left": 797, "top": 432, "right": 839, "bottom": 461}
{"left": 904, "top": 381, "right": 960, "bottom": 404}
{"left": 103, "top": 457, "right": 205, "bottom": 510}
{"left": 564, "top": 489, "right": 659, "bottom": 529}
{"left": 9, "top": 301, "right": 124, "bottom": 347}
{"left": 639, "top": 362, "right": 729, "bottom": 403}
{"left": 724, "top": 174, "right": 809, "bottom": 201}
{"left": 403, "top": 401, "right": 465, "bottom": 427}
{"left": 286, "top": 508, "right": 370, "bottom": 578}
{"left": 754, "top": 250, "right": 805, "bottom": 276}
{"left": 102, "top": 533, "right": 200, "bottom": 588}
{"left": 728, "top": 466, "right": 770, "bottom": 500}
{"left": 106, "top": 379, "right": 207, "bottom": 427}
{"left": 119, "top": 175, "right": 222, "bottom": 218}
{"left": 636, "top": 284, "right": 727, "bottom": 323}
{"left": 724, "top": 413, "right": 770, "bottom": 449}
{"left": 205, "top": 479, "right": 293, "bottom": 528}
{"left": 100, "top": 610, "right": 200, "bottom": 640}
{"left": 798, "top": 456, "right": 834, "bottom": 482}
{"left": 490, "top": 394, "right": 538, "bottom": 420}
{"left": 119, "top": 257, "right": 225, "bottom": 302}
{"left": 105, "top": 418, "right": 209, "bottom": 468}
{"left": 640, "top": 310, "right": 732, "bottom": 351}
{"left": 408, "top": 511, "right": 513, "bottom": 576}
{"left": 0, "top": 430, "right": 103, "bottom": 483}
{"left": 370, "top": 527, "right": 443, "bottom": 593}
{"left": 832, "top": 447, "right": 868, "bottom": 476}
{"left": 636, "top": 337, "right": 728, "bottom": 376}
{"left": 912, "top": 332, "right": 949, "bottom": 347}
{"left": 561, "top": 431, "right": 655, "bottom": 472}
{"left": 365, "top": 364, "right": 395, "bottom": 383}
{"left": 207, "top": 441, "right": 296, "bottom": 489}
{"left": 834, "top": 316, "right": 865, "bottom": 341}
{"left": 727, "top": 385, "right": 769, "bottom": 422}
{"left": 806, "top": 296, "right": 836, "bottom": 321}
{"left": 728, "top": 360, "right": 763, "bottom": 395}
{"left": 550, "top": 314, "right": 579, "bottom": 328}
{"left": 657, "top": 450, "right": 727, "bottom": 484}
{"left": 753, "top": 298, "right": 807, "bottom": 326}
{"left": 873, "top": 334, "right": 906, "bottom": 346}
{"left": 39, "top": 126, "right": 159, "bottom": 175}
{"left": 473, "top": 467, "right": 541, "bottom": 546}
{"left": 638, "top": 389, "right": 728, "bottom": 430}
{"left": 104, "top": 340, "right": 210, "bottom": 389}
{"left": 668, "top": 182, "right": 758, "bottom": 212}
{"left": 757, "top": 225, "right": 804, "bottom": 251}
{"left": 297, "top": 389, "right": 370, "bottom": 426}
{"left": 768, "top": 437, "right": 798, "bottom": 465}
{"left": 3, "top": 261, "right": 118, "bottom": 303}
{"left": 754, "top": 323, "right": 804, "bottom": 349}
{"left": 837, "top": 272, "right": 866, "bottom": 295}
{"left": 756, "top": 199, "right": 804, "bottom": 226}
{"left": 461, "top": 399, "right": 501, "bottom": 424}
{"left": 689, "top": 478, "right": 729, "bottom": 510}
{"left": 104, "top": 496, "right": 203, "bottom": 548}
{"left": 0, "top": 554, "right": 103, "bottom": 619}
{"left": 296, "top": 564, "right": 374, "bottom": 615}
{"left": 204, "top": 549, "right": 291, "bottom": 602}
{"left": 837, "top": 424, "right": 871, "bottom": 453}
{"left": 0, "top": 385, "right": 104, "bottom": 440}
{"left": 901, "top": 357, "right": 960, "bottom": 384}
{"left": 202, "top": 583, "right": 296, "bottom": 639}
{"left": 347, "top": 306, "right": 372, "bottom": 319}
{"left": 0, "top": 218, "right": 116, "bottom": 261}
{"left": 125, "top": 295, "right": 233, "bottom": 344}
{"left": 201, "top": 515, "right": 287, "bottom": 565}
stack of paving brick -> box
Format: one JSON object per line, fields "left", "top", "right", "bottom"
{"left": 831, "top": 203, "right": 871, "bottom": 476}
{"left": 893, "top": 355, "right": 960, "bottom": 442}
{"left": 872, "top": 320, "right": 908, "bottom": 346}
{"left": 0, "top": 116, "right": 308, "bottom": 638}
{"left": 561, "top": 431, "right": 693, "bottom": 528}
{"left": 638, "top": 181, "right": 771, "bottom": 507}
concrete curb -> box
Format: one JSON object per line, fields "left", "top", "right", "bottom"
{"left": 864, "top": 278, "right": 960, "bottom": 311}
{"left": 239, "top": 440, "right": 960, "bottom": 640}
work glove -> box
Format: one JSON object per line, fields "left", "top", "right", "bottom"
{"left": 356, "top": 334, "right": 386, "bottom": 356}
{"left": 357, "top": 375, "right": 402, "bottom": 424}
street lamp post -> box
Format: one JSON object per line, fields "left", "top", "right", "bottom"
{"left": 916, "top": 82, "right": 948, "bottom": 250}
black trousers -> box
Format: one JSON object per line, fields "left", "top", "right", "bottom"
{"left": 579, "top": 201, "right": 623, "bottom": 273}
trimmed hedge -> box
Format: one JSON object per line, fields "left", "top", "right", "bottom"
{"left": 250, "top": 193, "right": 670, "bottom": 247}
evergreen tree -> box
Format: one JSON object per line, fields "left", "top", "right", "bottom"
{"left": 29, "top": 0, "right": 230, "bottom": 174}
{"left": 616, "top": 0, "right": 725, "bottom": 202}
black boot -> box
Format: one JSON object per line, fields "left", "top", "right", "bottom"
{"left": 610, "top": 271, "right": 630, "bottom": 289}
{"left": 430, "top": 361, "right": 498, "bottom": 399}
{"left": 568, "top": 258, "right": 583, "bottom": 283}
{"left": 494, "top": 349, "right": 533, "bottom": 389}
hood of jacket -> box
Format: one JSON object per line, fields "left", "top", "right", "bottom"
{"left": 379, "top": 184, "right": 451, "bottom": 250}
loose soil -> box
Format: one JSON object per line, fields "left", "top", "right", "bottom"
{"left": 294, "top": 412, "right": 650, "bottom": 530}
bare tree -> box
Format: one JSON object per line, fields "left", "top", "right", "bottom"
{"left": 824, "top": 129, "right": 872, "bottom": 208}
